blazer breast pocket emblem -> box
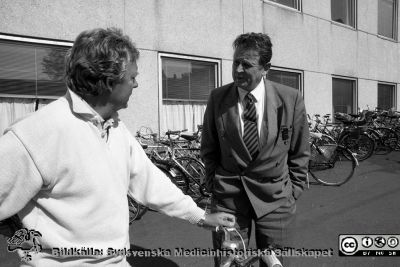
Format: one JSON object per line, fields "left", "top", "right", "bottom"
{"left": 281, "top": 126, "right": 291, "bottom": 145}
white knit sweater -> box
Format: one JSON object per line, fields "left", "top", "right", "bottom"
{"left": 0, "top": 90, "right": 205, "bottom": 266}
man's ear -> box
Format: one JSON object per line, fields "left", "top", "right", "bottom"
{"left": 105, "top": 77, "right": 113, "bottom": 92}
{"left": 263, "top": 62, "right": 271, "bottom": 76}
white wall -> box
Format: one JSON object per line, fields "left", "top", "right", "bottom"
{"left": 303, "top": 72, "right": 333, "bottom": 117}
{"left": 358, "top": 79, "right": 377, "bottom": 111}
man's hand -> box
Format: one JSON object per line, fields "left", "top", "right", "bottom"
{"left": 203, "top": 212, "right": 236, "bottom": 228}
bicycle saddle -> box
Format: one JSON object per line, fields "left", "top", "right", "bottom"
{"left": 180, "top": 133, "right": 198, "bottom": 141}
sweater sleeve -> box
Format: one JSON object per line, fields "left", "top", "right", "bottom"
{"left": 127, "top": 132, "right": 205, "bottom": 224}
{"left": 0, "top": 130, "right": 43, "bottom": 220}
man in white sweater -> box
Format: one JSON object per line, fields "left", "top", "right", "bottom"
{"left": 0, "top": 28, "right": 235, "bottom": 266}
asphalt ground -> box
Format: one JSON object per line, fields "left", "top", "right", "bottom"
{"left": 1, "top": 151, "right": 400, "bottom": 267}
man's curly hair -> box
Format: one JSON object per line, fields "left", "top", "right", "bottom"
{"left": 65, "top": 28, "right": 139, "bottom": 97}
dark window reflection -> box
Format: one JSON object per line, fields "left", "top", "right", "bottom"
{"left": 269, "top": 0, "right": 299, "bottom": 9}
{"left": 0, "top": 41, "right": 69, "bottom": 98}
{"left": 331, "top": 0, "right": 355, "bottom": 27}
{"left": 162, "top": 57, "right": 217, "bottom": 101}
{"left": 332, "top": 78, "right": 355, "bottom": 114}
{"left": 267, "top": 69, "right": 301, "bottom": 91}
{"left": 378, "top": 84, "right": 395, "bottom": 110}
{"left": 378, "top": 0, "right": 397, "bottom": 39}
{"left": 38, "top": 47, "right": 68, "bottom": 97}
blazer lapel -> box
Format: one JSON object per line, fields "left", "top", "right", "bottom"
{"left": 221, "top": 84, "right": 252, "bottom": 164}
{"left": 259, "top": 79, "right": 282, "bottom": 157}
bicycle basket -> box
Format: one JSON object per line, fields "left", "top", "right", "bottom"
{"left": 310, "top": 145, "right": 337, "bottom": 163}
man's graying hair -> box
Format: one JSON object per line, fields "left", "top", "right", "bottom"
{"left": 65, "top": 28, "right": 139, "bottom": 97}
{"left": 233, "top": 32, "right": 272, "bottom": 67}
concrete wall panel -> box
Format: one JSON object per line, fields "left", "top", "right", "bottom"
{"left": 372, "top": 38, "right": 399, "bottom": 83}
{"left": 302, "top": 0, "right": 331, "bottom": 21}
{"left": 356, "top": 31, "right": 371, "bottom": 79}
{"left": 262, "top": 4, "right": 319, "bottom": 70}
{"left": 124, "top": 0, "right": 244, "bottom": 60}
{"left": 358, "top": 79, "right": 377, "bottom": 111}
{"left": 243, "top": 0, "right": 264, "bottom": 33}
{"left": 358, "top": 0, "right": 377, "bottom": 33}
{"left": 0, "top": 0, "right": 125, "bottom": 40}
{"left": 329, "top": 25, "right": 358, "bottom": 77}
{"left": 303, "top": 72, "right": 332, "bottom": 117}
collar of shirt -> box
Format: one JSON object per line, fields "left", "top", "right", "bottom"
{"left": 237, "top": 78, "right": 265, "bottom": 105}
{"left": 65, "top": 89, "right": 119, "bottom": 134}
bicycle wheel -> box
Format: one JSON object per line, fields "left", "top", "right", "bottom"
{"left": 175, "top": 157, "right": 210, "bottom": 200}
{"left": 376, "top": 127, "right": 399, "bottom": 151}
{"left": 366, "top": 128, "right": 391, "bottom": 155}
{"left": 156, "top": 163, "right": 189, "bottom": 194}
{"left": 309, "top": 144, "right": 357, "bottom": 186}
{"left": 128, "top": 195, "right": 148, "bottom": 224}
{"left": 394, "top": 126, "right": 400, "bottom": 150}
{"left": 339, "top": 132, "right": 375, "bottom": 161}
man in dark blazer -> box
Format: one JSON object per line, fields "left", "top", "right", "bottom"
{"left": 201, "top": 33, "right": 310, "bottom": 266}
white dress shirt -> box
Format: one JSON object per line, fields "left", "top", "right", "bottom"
{"left": 237, "top": 77, "right": 265, "bottom": 138}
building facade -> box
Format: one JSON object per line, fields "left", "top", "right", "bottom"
{"left": 0, "top": 0, "right": 399, "bottom": 135}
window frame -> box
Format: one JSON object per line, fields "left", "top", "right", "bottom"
{"left": 158, "top": 53, "right": 221, "bottom": 103}
{"left": 378, "top": 0, "right": 398, "bottom": 40}
{"left": 0, "top": 34, "right": 72, "bottom": 99}
{"left": 267, "top": 66, "right": 304, "bottom": 96}
{"left": 332, "top": 75, "right": 358, "bottom": 115}
{"left": 377, "top": 82, "right": 397, "bottom": 110}
{"left": 264, "top": 0, "right": 302, "bottom": 11}
{"left": 330, "top": 0, "right": 357, "bottom": 29}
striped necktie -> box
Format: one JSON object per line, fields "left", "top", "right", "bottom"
{"left": 243, "top": 93, "right": 259, "bottom": 160}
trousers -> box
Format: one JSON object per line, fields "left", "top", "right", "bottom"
{"left": 211, "top": 192, "right": 297, "bottom": 267}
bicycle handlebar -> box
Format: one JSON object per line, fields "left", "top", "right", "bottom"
{"left": 216, "top": 226, "right": 283, "bottom": 267}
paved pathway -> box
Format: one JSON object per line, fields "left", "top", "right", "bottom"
{"left": 1, "top": 152, "right": 400, "bottom": 267}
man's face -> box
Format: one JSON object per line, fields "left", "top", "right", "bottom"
{"left": 109, "top": 61, "right": 138, "bottom": 110}
{"left": 232, "top": 47, "right": 267, "bottom": 92}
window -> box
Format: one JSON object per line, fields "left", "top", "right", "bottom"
{"left": 267, "top": 68, "right": 303, "bottom": 93}
{"left": 162, "top": 57, "right": 218, "bottom": 101}
{"left": 332, "top": 77, "right": 357, "bottom": 115}
{"left": 331, "top": 0, "right": 356, "bottom": 27}
{"left": 378, "top": 0, "right": 398, "bottom": 39}
{"left": 0, "top": 37, "right": 71, "bottom": 134}
{"left": 0, "top": 41, "right": 70, "bottom": 98}
{"left": 159, "top": 54, "right": 220, "bottom": 133}
{"left": 267, "top": 0, "right": 301, "bottom": 10}
{"left": 378, "top": 83, "right": 396, "bottom": 110}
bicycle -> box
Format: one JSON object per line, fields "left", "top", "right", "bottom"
{"left": 163, "top": 128, "right": 202, "bottom": 159}
{"left": 215, "top": 226, "right": 283, "bottom": 267}
{"left": 308, "top": 132, "right": 358, "bottom": 186}
{"left": 136, "top": 130, "right": 210, "bottom": 203}
{"left": 324, "top": 112, "right": 375, "bottom": 161}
